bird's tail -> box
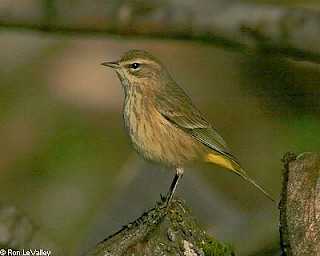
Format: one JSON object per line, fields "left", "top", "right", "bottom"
{"left": 204, "top": 152, "right": 275, "bottom": 203}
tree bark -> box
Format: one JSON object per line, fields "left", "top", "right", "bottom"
{"left": 280, "top": 152, "right": 320, "bottom": 256}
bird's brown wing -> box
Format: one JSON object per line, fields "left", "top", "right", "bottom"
{"left": 156, "top": 90, "right": 235, "bottom": 160}
{"left": 156, "top": 88, "right": 275, "bottom": 202}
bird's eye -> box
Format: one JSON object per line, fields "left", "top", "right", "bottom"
{"left": 131, "top": 63, "right": 141, "bottom": 69}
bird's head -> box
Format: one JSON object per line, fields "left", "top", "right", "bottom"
{"left": 101, "top": 50, "right": 172, "bottom": 93}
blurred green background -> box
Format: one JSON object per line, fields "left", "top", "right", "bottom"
{"left": 1, "top": 1, "right": 320, "bottom": 256}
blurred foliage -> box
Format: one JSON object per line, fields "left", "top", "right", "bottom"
{"left": 0, "top": 37, "right": 130, "bottom": 254}
{"left": 240, "top": 54, "right": 320, "bottom": 117}
{"left": 240, "top": 0, "right": 320, "bottom": 6}
{"left": 282, "top": 116, "right": 320, "bottom": 151}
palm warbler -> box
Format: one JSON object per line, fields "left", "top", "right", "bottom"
{"left": 101, "top": 49, "right": 274, "bottom": 204}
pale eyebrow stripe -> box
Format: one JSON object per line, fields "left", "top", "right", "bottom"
{"left": 121, "top": 59, "right": 156, "bottom": 66}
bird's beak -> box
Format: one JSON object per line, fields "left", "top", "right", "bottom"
{"left": 101, "top": 61, "right": 121, "bottom": 69}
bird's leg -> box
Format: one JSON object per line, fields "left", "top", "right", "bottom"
{"left": 165, "top": 167, "right": 184, "bottom": 207}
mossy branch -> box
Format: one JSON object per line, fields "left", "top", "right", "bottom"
{"left": 83, "top": 198, "right": 234, "bottom": 256}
